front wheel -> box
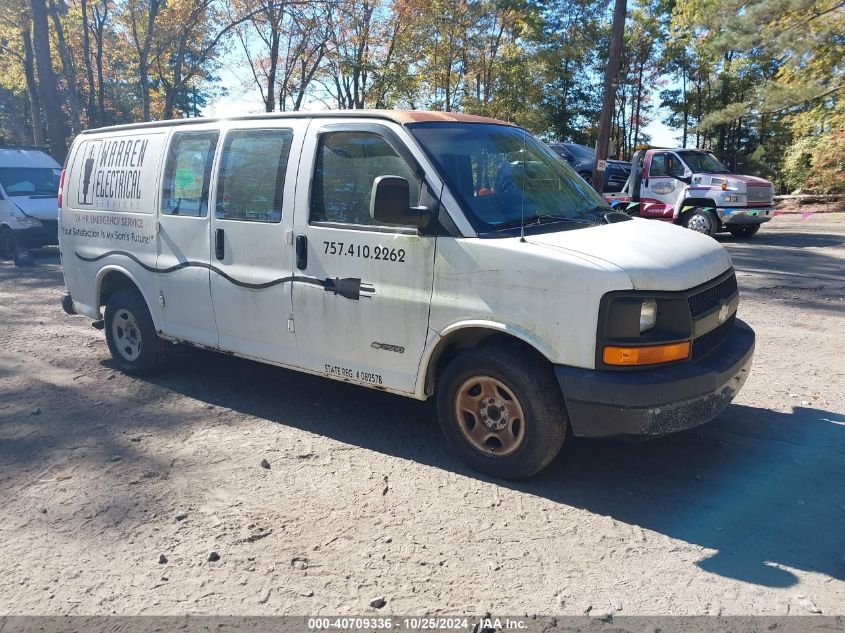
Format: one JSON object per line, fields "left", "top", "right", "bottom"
{"left": 683, "top": 208, "right": 718, "bottom": 237}
{"left": 728, "top": 224, "right": 760, "bottom": 238}
{"left": 104, "top": 289, "right": 169, "bottom": 375}
{"left": 0, "top": 227, "right": 18, "bottom": 260}
{"left": 436, "top": 345, "right": 568, "bottom": 479}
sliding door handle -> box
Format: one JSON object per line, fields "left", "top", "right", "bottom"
{"left": 214, "top": 228, "right": 225, "bottom": 260}
{"left": 295, "top": 234, "right": 307, "bottom": 270}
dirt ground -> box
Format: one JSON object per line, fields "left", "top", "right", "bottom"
{"left": 1, "top": 213, "right": 843, "bottom": 617}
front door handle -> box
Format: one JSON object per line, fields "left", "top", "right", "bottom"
{"left": 295, "top": 234, "right": 307, "bottom": 270}
{"left": 215, "top": 228, "right": 224, "bottom": 260}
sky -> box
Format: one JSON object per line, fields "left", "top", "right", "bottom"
{"left": 204, "top": 58, "right": 682, "bottom": 148}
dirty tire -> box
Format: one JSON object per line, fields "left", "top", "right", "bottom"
{"left": 0, "top": 227, "right": 17, "bottom": 260}
{"left": 728, "top": 224, "right": 760, "bottom": 238}
{"left": 683, "top": 208, "right": 718, "bottom": 237}
{"left": 104, "top": 289, "right": 169, "bottom": 375}
{"left": 436, "top": 344, "right": 567, "bottom": 479}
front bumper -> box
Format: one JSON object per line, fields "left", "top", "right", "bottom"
{"left": 555, "top": 319, "right": 755, "bottom": 438}
{"left": 14, "top": 221, "right": 59, "bottom": 248}
{"left": 717, "top": 207, "right": 773, "bottom": 225}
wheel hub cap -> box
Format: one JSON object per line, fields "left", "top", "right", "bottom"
{"left": 479, "top": 396, "right": 509, "bottom": 431}
{"left": 455, "top": 376, "right": 526, "bottom": 457}
{"left": 687, "top": 214, "right": 709, "bottom": 233}
{"left": 112, "top": 308, "right": 142, "bottom": 362}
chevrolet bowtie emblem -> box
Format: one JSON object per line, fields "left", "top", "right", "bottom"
{"left": 717, "top": 301, "right": 730, "bottom": 325}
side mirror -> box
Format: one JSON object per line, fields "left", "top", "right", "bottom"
{"left": 370, "top": 175, "right": 429, "bottom": 228}
{"left": 665, "top": 155, "right": 691, "bottom": 184}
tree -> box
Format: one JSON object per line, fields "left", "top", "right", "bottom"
{"left": 30, "top": 0, "right": 67, "bottom": 159}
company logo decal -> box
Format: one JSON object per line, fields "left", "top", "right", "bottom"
{"left": 78, "top": 138, "right": 149, "bottom": 210}
{"left": 651, "top": 181, "right": 676, "bottom": 195}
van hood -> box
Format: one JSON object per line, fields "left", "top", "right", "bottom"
{"left": 525, "top": 218, "right": 732, "bottom": 291}
{"left": 9, "top": 195, "right": 59, "bottom": 221}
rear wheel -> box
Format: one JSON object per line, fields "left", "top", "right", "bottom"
{"left": 104, "top": 289, "right": 169, "bottom": 375}
{"left": 728, "top": 224, "right": 760, "bottom": 238}
{"left": 0, "top": 227, "right": 17, "bottom": 260}
{"left": 436, "top": 344, "right": 567, "bottom": 479}
{"left": 683, "top": 208, "right": 718, "bottom": 237}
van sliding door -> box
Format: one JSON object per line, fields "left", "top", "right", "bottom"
{"left": 206, "top": 122, "right": 305, "bottom": 366}
{"left": 156, "top": 129, "right": 219, "bottom": 347}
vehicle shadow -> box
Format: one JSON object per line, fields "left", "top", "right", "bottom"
{"left": 130, "top": 347, "right": 845, "bottom": 589}
{"left": 717, "top": 231, "right": 845, "bottom": 249}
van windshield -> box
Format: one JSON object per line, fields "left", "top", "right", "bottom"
{"left": 0, "top": 167, "right": 60, "bottom": 197}
{"left": 408, "top": 123, "right": 608, "bottom": 235}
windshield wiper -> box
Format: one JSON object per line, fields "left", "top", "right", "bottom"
{"left": 487, "top": 214, "right": 600, "bottom": 233}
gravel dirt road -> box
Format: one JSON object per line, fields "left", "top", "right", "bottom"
{"left": 1, "top": 213, "right": 843, "bottom": 617}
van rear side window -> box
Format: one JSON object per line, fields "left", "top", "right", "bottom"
{"left": 215, "top": 129, "right": 293, "bottom": 223}
{"left": 161, "top": 131, "right": 218, "bottom": 217}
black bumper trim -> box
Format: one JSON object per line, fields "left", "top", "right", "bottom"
{"left": 555, "top": 319, "right": 755, "bottom": 438}
{"left": 15, "top": 224, "right": 59, "bottom": 248}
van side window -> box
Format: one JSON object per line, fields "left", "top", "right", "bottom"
{"left": 310, "top": 131, "right": 421, "bottom": 227}
{"left": 216, "top": 129, "right": 293, "bottom": 223}
{"left": 161, "top": 131, "right": 219, "bottom": 217}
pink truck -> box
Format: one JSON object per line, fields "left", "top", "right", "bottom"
{"left": 603, "top": 148, "right": 775, "bottom": 238}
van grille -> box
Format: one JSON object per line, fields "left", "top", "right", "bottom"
{"left": 692, "top": 313, "right": 736, "bottom": 360}
{"left": 688, "top": 273, "right": 738, "bottom": 318}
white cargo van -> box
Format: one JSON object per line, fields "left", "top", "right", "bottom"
{"left": 59, "top": 111, "right": 755, "bottom": 478}
{"left": 0, "top": 147, "right": 62, "bottom": 259}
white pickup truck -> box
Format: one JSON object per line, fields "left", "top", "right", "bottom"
{"left": 604, "top": 148, "right": 775, "bottom": 238}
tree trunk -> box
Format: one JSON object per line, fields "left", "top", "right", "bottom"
{"left": 133, "top": 0, "right": 161, "bottom": 121}
{"left": 632, "top": 57, "right": 645, "bottom": 150}
{"left": 81, "top": 0, "right": 98, "bottom": 126}
{"left": 266, "top": 28, "right": 279, "bottom": 112}
{"left": 93, "top": 0, "right": 108, "bottom": 124}
{"left": 681, "top": 62, "right": 688, "bottom": 148}
{"left": 22, "top": 29, "right": 45, "bottom": 146}
{"left": 30, "top": 0, "right": 67, "bottom": 161}
{"left": 48, "top": 0, "right": 81, "bottom": 134}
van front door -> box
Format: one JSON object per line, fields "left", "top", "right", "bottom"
{"left": 157, "top": 129, "right": 219, "bottom": 347}
{"left": 291, "top": 123, "right": 436, "bottom": 394}
{"left": 207, "top": 124, "right": 303, "bottom": 366}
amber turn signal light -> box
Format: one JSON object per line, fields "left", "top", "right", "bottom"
{"left": 603, "top": 341, "right": 691, "bottom": 366}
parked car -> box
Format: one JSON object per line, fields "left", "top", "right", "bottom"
{"left": 603, "top": 147, "right": 774, "bottom": 238}
{"left": 0, "top": 146, "right": 62, "bottom": 259}
{"left": 60, "top": 111, "right": 754, "bottom": 479}
{"left": 547, "top": 142, "right": 631, "bottom": 192}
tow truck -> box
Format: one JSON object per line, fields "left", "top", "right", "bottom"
{"left": 603, "top": 147, "right": 775, "bottom": 238}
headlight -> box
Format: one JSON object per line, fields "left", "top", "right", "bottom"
{"left": 640, "top": 299, "right": 657, "bottom": 332}
{"left": 19, "top": 215, "right": 43, "bottom": 228}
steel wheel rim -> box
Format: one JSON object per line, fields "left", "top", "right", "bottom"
{"left": 112, "top": 308, "right": 142, "bottom": 362}
{"left": 454, "top": 375, "right": 526, "bottom": 457}
{"left": 687, "top": 213, "right": 710, "bottom": 233}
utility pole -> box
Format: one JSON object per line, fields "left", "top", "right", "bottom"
{"left": 592, "top": 0, "right": 627, "bottom": 194}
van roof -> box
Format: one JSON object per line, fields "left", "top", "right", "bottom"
{"left": 0, "top": 148, "right": 61, "bottom": 169}
{"left": 79, "top": 109, "right": 516, "bottom": 135}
